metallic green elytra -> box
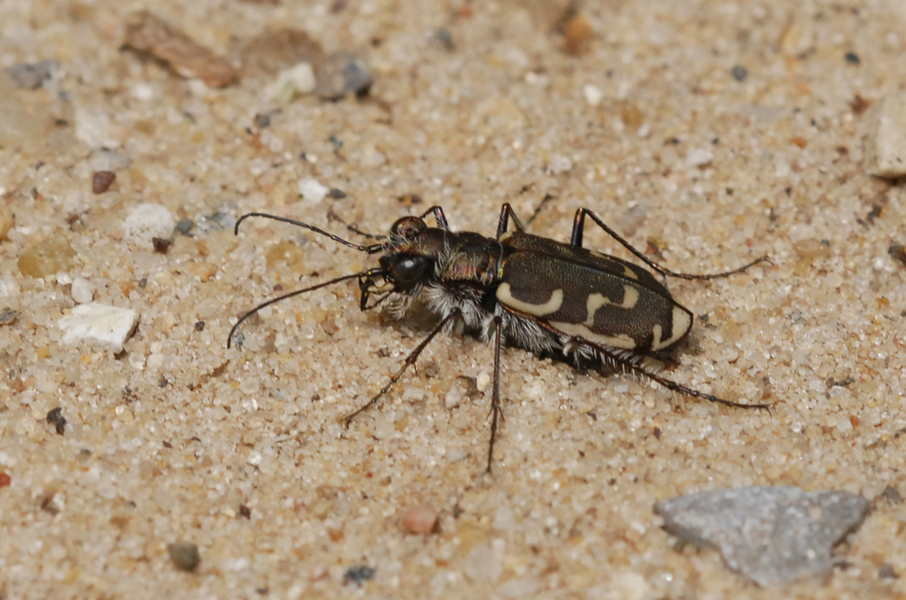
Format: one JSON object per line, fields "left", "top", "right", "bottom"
{"left": 228, "top": 204, "right": 771, "bottom": 472}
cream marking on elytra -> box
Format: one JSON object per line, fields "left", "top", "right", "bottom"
{"left": 549, "top": 320, "right": 637, "bottom": 350}
{"left": 584, "top": 286, "right": 640, "bottom": 325}
{"left": 651, "top": 306, "right": 693, "bottom": 351}
{"left": 623, "top": 265, "right": 639, "bottom": 280}
{"left": 496, "top": 284, "right": 564, "bottom": 317}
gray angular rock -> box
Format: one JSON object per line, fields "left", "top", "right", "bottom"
{"left": 654, "top": 486, "right": 869, "bottom": 586}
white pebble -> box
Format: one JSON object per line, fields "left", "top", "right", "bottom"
{"left": 582, "top": 83, "right": 603, "bottom": 106}
{"left": 58, "top": 303, "right": 139, "bottom": 352}
{"left": 686, "top": 147, "right": 713, "bottom": 167}
{"left": 123, "top": 203, "right": 175, "bottom": 249}
{"left": 547, "top": 154, "right": 573, "bottom": 174}
{"left": 279, "top": 62, "right": 317, "bottom": 95}
{"left": 444, "top": 388, "right": 461, "bottom": 409}
{"left": 239, "top": 377, "right": 261, "bottom": 395}
{"left": 70, "top": 277, "right": 94, "bottom": 304}
{"left": 864, "top": 92, "right": 906, "bottom": 178}
{"left": 298, "top": 177, "right": 329, "bottom": 203}
{"left": 247, "top": 450, "right": 263, "bottom": 466}
{"left": 476, "top": 372, "right": 491, "bottom": 393}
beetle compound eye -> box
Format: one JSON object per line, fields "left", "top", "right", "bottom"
{"left": 390, "top": 255, "right": 431, "bottom": 288}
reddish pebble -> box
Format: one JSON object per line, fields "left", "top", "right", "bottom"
{"left": 564, "top": 15, "right": 592, "bottom": 55}
{"left": 92, "top": 171, "right": 116, "bottom": 194}
{"left": 0, "top": 472, "right": 10, "bottom": 488}
{"left": 401, "top": 503, "right": 439, "bottom": 534}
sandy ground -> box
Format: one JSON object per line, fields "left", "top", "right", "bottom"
{"left": 1, "top": 0, "right": 906, "bottom": 598}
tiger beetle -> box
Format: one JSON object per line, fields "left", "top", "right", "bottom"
{"left": 228, "top": 204, "right": 771, "bottom": 472}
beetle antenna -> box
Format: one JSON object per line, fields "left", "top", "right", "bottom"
{"left": 327, "top": 210, "right": 387, "bottom": 241}
{"left": 227, "top": 269, "right": 383, "bottom": 348}
{"left": 235, "top": 212, "right": 383, "bottom": 253}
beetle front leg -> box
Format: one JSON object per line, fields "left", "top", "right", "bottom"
{"left": 343, "top": 309, "right": 460, "bottom": 425}
{"left": 570, "top": 208, "right": 771, "bottom": 280}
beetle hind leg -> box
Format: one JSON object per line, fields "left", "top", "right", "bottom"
{"left": 576, "top": 339, "right": 771, "bottom": 411}
{"left": 570, "top": 208, "right": 771, "bottom": 281}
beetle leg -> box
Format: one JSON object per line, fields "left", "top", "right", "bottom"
{"left": 486, "top": 314, "right": 504, "bottom": 473}
{"left": 419, "top": 205, "right": 450, "bottom": 229}
{"left": 570, "top": 208, "right": 771, "bottom": 280}
{"left": 495, "top": 203, "right": 527, "bottom": 238}
{"left": 343, "top": 309, "right": 461, "bottom": 426}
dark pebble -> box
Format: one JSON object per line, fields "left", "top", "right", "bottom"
{"left": 194, "top": 321, "right": 205, "bottom": 332}
{"left": 92, "top": 171, "right": 116, "bottom": 194}
{"left": 167, "top": 542, "right": 201, "bottom": 571}
{"left": 328, "top": 188, "right": 347, "bottom": 199}
{"left": 239, "top": 504, "right": 251, "bottom": 519}
{"left": 316, "top": 51, "right": 373, "bottom": 100}
{"left": 432, "top": 29, "right": 455, "bottom": 51}
{"left": 46, "top": 407, "right": 66, "bottom": 435}
{"left": 731, "top": 65, "right": 748, "bottom": 81}
{"left": 7, "top": 60, "right": 59, "bottom": 89}
{"left": 0, "top": 308, "right": 18, "bottom": 326}
{"left": 879, "top": 564, "right": 898, "bottom": 579}
{"left": 881, "top": 486, "right": 903, "bottom": 504}
{"left": 845, "top": 51, "right": 860, "bottom": 64}
{"left": 152, "top": 237, "right": 172, "bottom": 254}
{"left": 342, "top": 565, "right": 375, "bottom": 585}
{"left": 176, "top": 217, "right": 195, "bottom": 235}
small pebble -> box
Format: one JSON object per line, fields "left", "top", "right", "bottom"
{"left": 401, "top": 503, "right": 440, "bottom": 534}
{"left": 58, "top": 303, "right": 140, "bottom": 353}
{"left": 240, "top": 28, "right": 324, "bottom": 77}
{"left": 167, "top": 542, "right": 201, "bottom": 572}
{"left": 881, "top": 486, "right": 903, "bottom": 504}
{"left": 315, "top": 51, "right": 373, "bottom": 100}
{"left": 270, "top": 62, "right": 317, "bottom": 101}
{"left": 88, "top": 149, "right": 132, "bottom": 172}
{"left": 879, "top": 564, "right": 898, "bottom": 579}
{"left": 7, "top": 60, "right": 59, "bottom": 90}
{"left": 844, "top": 51, "right": 860, "bottom": 64}
{"left": 563, "top": 14, "right": 592, "bottom": 55}
{"left": 328, "top": 188, "right": 346, "bottom": 199}
{"left": 71, "top": 277, "right": 95, "bottom": 304}
{"left": 0, "top": 207, "right": 14, "bottom": 241}
{"left": 176, "top": 217, "right": 195, "bottom": 235}
{"left": 123, "top": 203, "right": 176, "bottom": 249}
{"left": 0, "top": 472, "right": 10, "bottom": 488}
{"left": 298, "top": 177, "right": 330, "bottom": 203}
{"left": 654, "top": 486, "right": 870, "bottom": 586}
{"left": 863, "top": 92, "right": 906, "bottom": 178}
{"left": 18, "top": 238, "right": 77, "bottom": 279}
{"left": 343, "top": 565, "right": 375, "bottom": 586}
{"left": 92, "top": 171, "right": 116, "bottom": 194}
{"left": 153, "top": 237, "right": 172, "bottom": 254}
{"left": 123, "top": 11, "right": 238, "bottom": 88}
{"left": 46, "top": 407, "right": 66, "bottom": 435}
{"left": 582, "top": 83, "right": 603, "bottom": 107}
{"left": 0, "top": 308, "right": 18, "bottom": 326}
{"left": 731, "top": 65, "right": 748, "bottom": 81}
{"left": 686, "top": 147, "right": 714, "bottom": 168}
{"left": 432, "top": 29, "right": 455, "bottom": 51}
